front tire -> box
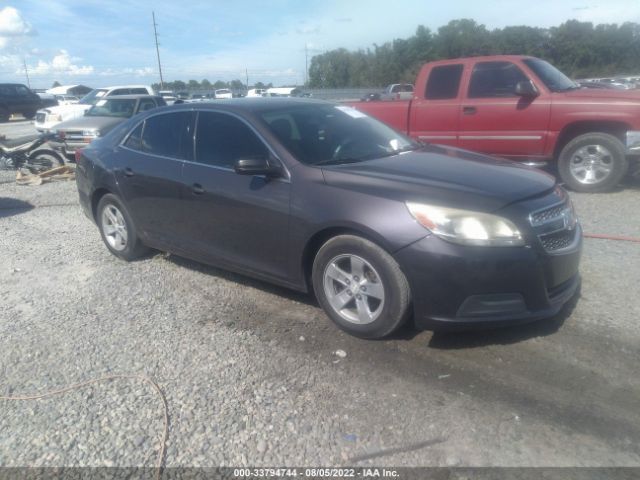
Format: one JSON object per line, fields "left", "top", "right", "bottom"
{"left": 312, "top": 235, "right": 411, "bottom": 339}
{"left": 97, "top": 194, "right": 149, "bottom": 261}
{"left": 558, "top": 132, "right": 628, "bottom": 192}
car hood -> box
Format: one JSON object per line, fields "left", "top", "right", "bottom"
{"left": 55, "top": 115, "right": 126, "bottom": 132}
{"left": 320, "top": 145, "right": 556, "bottom": 213}
{"left": 39, "top": 103, "right": 90, "bottom": 115}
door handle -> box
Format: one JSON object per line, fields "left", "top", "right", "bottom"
{"left": 191, "top": 183, "right": 205, "bottom": 195}
{"left": 124, "top": 167, "right": 134, "bottom": 177}
{"left": 462, "top": 106, "right": 477, "bottom": 115}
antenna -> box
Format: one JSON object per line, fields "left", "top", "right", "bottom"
{"left": 23, "top": 57, "right": 31, "bottom": 89}
{"left": 152, "top": 11, "right": 165, "bottom": 90}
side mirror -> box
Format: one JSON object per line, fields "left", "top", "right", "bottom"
{"left": 234, "top": 157, "right": 281, "bottom": 177}
{"left": 515, "top": 80, "right": 539, "bottom": 97}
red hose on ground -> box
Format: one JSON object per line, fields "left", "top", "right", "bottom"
{"left": 584, "top": 233, "right": 640, "bottom": 243}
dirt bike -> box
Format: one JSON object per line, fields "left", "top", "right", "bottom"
{"left": 0, "top": 133, "right": 65, "bottom": 174}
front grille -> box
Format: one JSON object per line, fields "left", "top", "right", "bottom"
{"left": 540, "top": 229, "right": 576, "bottom": 252}
{"left": 530, "top": 204, "right": 565, "bottom": 226}
{"left": 529, "top": 200, "right": 579, "bottom": 253}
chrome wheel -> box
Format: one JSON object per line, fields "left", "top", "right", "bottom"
{"left": 569, "top": 144, "right": 614, "bottom": 185}
{"left": 101, "top": 204, "right": 128, "bottom": 251}
{"left": 323, "top": 254, "right": 385, "bottom": 325}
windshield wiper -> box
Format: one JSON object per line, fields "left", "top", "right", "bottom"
{"left": 314, "top": 157, "right": 368, "bottom": 166}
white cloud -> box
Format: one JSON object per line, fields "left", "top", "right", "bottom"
{"left": 0, "top": 6, "right": 34, "bottom": 50}
{"left": 28, "top": 50, "right": 94, "bottom": 76}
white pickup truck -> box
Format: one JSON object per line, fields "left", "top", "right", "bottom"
{"left": 34, "top": 85, "right": 155, "bottom": 132}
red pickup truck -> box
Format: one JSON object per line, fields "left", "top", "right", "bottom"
{"left": 348, "top": 55, "right": 640, "bottom": 192}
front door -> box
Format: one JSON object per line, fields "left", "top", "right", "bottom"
{"left": 457, "top": 61, "right": 551, "bottom": 159}
{"left": 180, "top": 110, "right": 291, "bottom": 281}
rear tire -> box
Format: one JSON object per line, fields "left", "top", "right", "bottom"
{"left": 312, "top": 235, "right": 411, "bottom": 339}
{"left": 97, "top": 194, "right": 149, "bottom": 261}
{"left": 28, "top": 150, "right": 64, "bottom": 173}
{"left": 558, "top": 132, "right": 628, "bottom": 192}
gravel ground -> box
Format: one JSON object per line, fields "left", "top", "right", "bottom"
{"left": 0, "top": 130, "right": 639, "bottom": 470}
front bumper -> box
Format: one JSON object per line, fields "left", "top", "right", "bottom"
{"left": 394, "top": 226, "right": 582, "bottom": 331}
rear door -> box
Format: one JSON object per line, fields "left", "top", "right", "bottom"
{"left": 180, "top": 110, "right": 291, "bottom": 280}
{"left": 457, "top": 60, "right": 551, "bottom": 158}
{"left": 409, "top": 64, "right": 464, "bottom": 147}
{"left": 115, "top": 111, "right": 194, "bottom": 248}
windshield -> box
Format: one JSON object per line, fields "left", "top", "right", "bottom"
{"left": 85, "top": 98, "right": 137, "bottom": 117}
{"left": 260, "top": 104, "right": 419, "bottom": 165}
{"left": 523, "top": 58, "right": 578, "bottom": 92}
{"left": 78, "top": 89, "right": 108, "bottom": 105}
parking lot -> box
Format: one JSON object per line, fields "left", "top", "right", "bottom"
{"left": 1, "top": 120, "right": 639, "bottom": 469}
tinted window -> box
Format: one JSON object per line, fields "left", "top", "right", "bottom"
{"left": 195, "top": 111, "right": 268, "bottom": 168}
{"left": 425, "top": 65, "right": 463, "bottom": 99}
{"left": 124, "top": 123, "right": 143, "bottom": 150}
{"left": 138, "top": 98, "right": 157, "bottom": 112}
{"left": 141, "top": 112, "right": 193, "bottom": 160}
{"left": 0, "top": 85, "right": 13, "bottom": 97}
{"left": 468, "top": 61, "right": 529, "bottom": 98}
{"left": 130, "top": 88, "right": 149, "bottom": 95}
{"left": 110, "top": 89, "right": 130, "bottom": 95}
{"left": 15, "top": 85, "right": 31, "bottom": 96}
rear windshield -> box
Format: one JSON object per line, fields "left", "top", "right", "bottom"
{"left": 79, "top": 89, "right": 108, "bottom": 105}
{"left": 86, "top": 98, "right": 137, "bottom": 117}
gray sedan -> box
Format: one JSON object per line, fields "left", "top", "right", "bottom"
{"left": 52, "top": 95, "right": 165, "bottom": 159}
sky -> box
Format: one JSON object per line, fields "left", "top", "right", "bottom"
{"left": 0, "top": 0, "right": 639, "bottom": 89}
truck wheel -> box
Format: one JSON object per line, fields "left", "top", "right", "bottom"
{"left": 558, "top": 133, "right": 628, "bottom": 192}
{"left": 312, "top": 235, "right": 411, "bottom": 339}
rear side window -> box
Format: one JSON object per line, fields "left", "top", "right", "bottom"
{"left": 141, "top": 112, "right": 194, "bottom": 160}
{"left": 124, "top": 123, "right": 143, "bottom": 150}
{"left": 110, "top": 89, "right": 130, "bottom": 95}
{"left": 468, "top": 61, "right": 529, "bottom": 98}
{"left": 195, "top": 111, "right": 268, "bottom": 168}
{"left": 425, "top": 65, "right": 463, "bottom": 99}
{"left": 130, "top": 88, "right": 149, "bottom": 95}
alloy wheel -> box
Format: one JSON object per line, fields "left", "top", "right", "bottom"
{"left": 101, "top": 204, "right": 128, "bottom": 251}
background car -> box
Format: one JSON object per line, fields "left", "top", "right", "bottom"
{"left": 35, "top": 85, "right": 155, "bottom": 132}
{"left": 52, "top": 95, "right": 165, "bottom": 159}
{"left": 214, "top": 89, "right": 233, "bottom": 99}
{"left": 0, "top": 83, "right": 42, "bottom": 121}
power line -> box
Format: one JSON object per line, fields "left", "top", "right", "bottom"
{"left": 152, "top": 11, "right": 164, "bottom": 90}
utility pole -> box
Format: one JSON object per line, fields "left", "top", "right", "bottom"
{"left": 152, "top": 11, "right": 164, "bottom": 90}
{"left": 304, "top": 43, "right": 308, "bottom": 86}
{"left": 23, "top": 58, "right": 31, "bottom": 89}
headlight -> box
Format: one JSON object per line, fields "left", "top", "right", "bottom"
{"left": 406, "top": 202, "right": 524, "bottom": 247}
{"left": 82, "top": 129, "right": 99, "bottom": 138}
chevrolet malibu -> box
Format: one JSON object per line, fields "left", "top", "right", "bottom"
{"left": 75, "top": 99, "right": 582, "bottom": 339}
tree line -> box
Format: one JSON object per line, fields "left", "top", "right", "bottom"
{"left": 151, "top": 79, "right": 274, "bottom": 92}
{"left": 308, "top": 19, "right": 640, "bottom": 88}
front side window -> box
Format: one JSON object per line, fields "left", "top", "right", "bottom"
{"left": 15, "top": 85, "right": 31, "bottom": 96}
{"left": 78, "top": 89, "right": 107, "bottom": 105}
{"left": 468, "top": 61, "right": 529, "bottom": 98}
{"left": 129, "top": 88, "right": 149, "bottom": 95}
{"left": 195, "top": 111, "right": 268, "bottom": 168}
{"left": 425, "top": 65, "right": 463, "bottom": 100}
{"left": 141, "top": 112, "right": 193, "bottom": 160}
{"left": 110, "top": 89, "right": 131, "bottom": 96}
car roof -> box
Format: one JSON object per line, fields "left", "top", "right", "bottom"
{"left": 97, "top": 94, "right": 161, "bottom": 100}
{"left": 160, "top": 97, "right": 331, "bottom": 114}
